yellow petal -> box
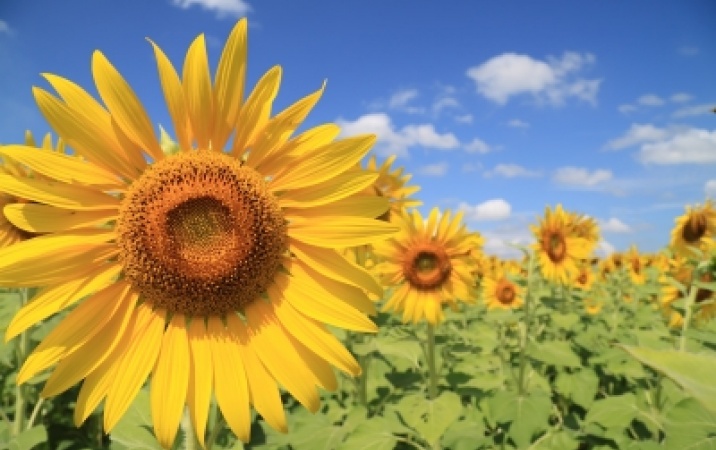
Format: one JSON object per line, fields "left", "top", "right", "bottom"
{"left": 231, "top": 66, "right": 282, "bottom": 155}
{"left": 288, "top": 216, "right": 397, "bottom": 248}
{"left": 42, "top": 284, "right": 136, "bottom": 396}
{"left": 0, "top": 145, "right": 123, "bottom": 188}
{"left": 0, "top": 174, "right": 120, "bottom": 211}
{"left": 247, "top": 82, "right": 325, "bottom": 168}
{"left": 4, "top": 203, "right": 116, "bottom": 233}
{"left": 92, "top": 51, "right": 163, "bottom": 162}
{"left": 151, "top": 315, "right": 190, "bottom": 449}
{"left": 182, "top": 34, "right": 214, "bottom": 150}
{"left": 213, "top": 19, "right": 247, "bottom": 150}
{"left": 186, "top": 319, "right": 212, "bottom": 447}
{"left": 208, "top": 316, "right": 250, "bottom": 442}
{"left": 244, "top": 301, "right": 320, "bottom": 412}
{"left": 0, "top": 231, "right": 116, "bottom": 286}
{"left": 41, "top": 74, "right": 147, "bottom": 175}
{"left": 288, "top": 240, "right": 382, "bottom": 297}
{"left": 287, "top": 197, "right": 389, "bottom": 220}
{"left": 17, "top": 281, "right": 129, "bottom": 385}
{"left": 269, "top": 135, "right": 375, "bottom": 192}
{"left": 272, "top": 290, "right": 360, "bottom": 376}
{"left": 5, "top": 263, "right": 122, "bottom": 341}
{"left": 281, "top": 123, "right": 341, "bottom": 158}
{"left": 231, "top": 321, "right": 286, "bottom": 434}
{"left": 149, "top": 40, "right": 191, "bottom": 152}
{"left": 278, "top": 171, "right": 378, "bottom": 208}
{"left": 104, "top": 305, "right": 165, "bottom": 432}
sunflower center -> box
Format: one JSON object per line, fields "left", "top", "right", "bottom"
{"left": 683, "top": 214, "right": 707, "bottom": 243}
{"left": 496, "top": 280, "right": 516, "bottom": 304}
{"left": 117, "top": 151, "right": 287, "bottom": 316}
{"left": 403, "top": 243, "right": 451, "bottom": 291}
{"left": 543, "top": 231, "right": 567, "bottom": 262}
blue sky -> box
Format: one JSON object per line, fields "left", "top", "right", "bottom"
{"left": 1, "top": 0, "right": 715, "bottom": 257}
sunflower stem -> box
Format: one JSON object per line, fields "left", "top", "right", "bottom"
{"left": 517, "top": 252, "right": 536, "bottom": 396}
{"left": 425, "top": 323, "right": 438, "bottom": 400}
{"left": 357, "top": 352, "right": 371, "bottom": 408}
{"left": 12, "top": 288, "right": 29, "bottom": 437}
{"left": 678, "top": 281, "right": 699, "bottom": 352}
{"left": 181, "top": 408, "right": 198, "bottom": 450}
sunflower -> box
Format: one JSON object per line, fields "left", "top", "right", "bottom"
{"left": 659, "top": 255, "right": 716, "bottom": 327}
{"left": 372, "top": 208, "right": 478, "bottom": 325}
{"left": 482, "top": 264, "right": 523, "bottom": 311}
{"left": 530, "top": 204, "right": 592, "bottom": 284}
{"left": 365, "top": 154, "right": 422, "bottom": 222}
{"left": 571, "top": 262, "right": 595, "bottom": 291}
{"left": 0, "top": 131, "right": 66, "bottom": 247}
{"left": 670, "top": 200, "right": 716, "bottom": 259}
{"left": 583, "top": 297, "right": 603, "bottom": 315}
{"left": 625, "top": 245, "right": 647, "bottom": 285}
{"left": 567, "top": 211, "right": 600, "bottom": 252}
{"left": 0, "top": 19, "right": 398, "bottom": 448}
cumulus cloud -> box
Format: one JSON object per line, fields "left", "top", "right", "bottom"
{"left": 487, "top": 163, "right": 541, "bottom": 178}
{"left": 605, "top": 123, "right": 671, "bottom": 150}
{"left": 507, "top": 118, "right": 530, "bottom": 128}
{"left": 638, "top": 129, "right": 716, "bottom": 164}
{"left": 599, "top": 218, "right": 632, "bottom": 233}
{"left": 706, "top": 180, "right": 716, "bottom": 198}
{"left": 432, "top": 96, "right": 460, "bottom": 113}
{"left": 389, "top": 89, "right": 419, "bottom": 108}
{"left": 464, "top": 138, "right": 493, "bottom": 154}
{"left": 552, "top": 167, "right": 612, "bottom": 187}
{"left": 337, "top": 113, "right": 460, "bottom": 158}
{"left": 465, "top": 51, "right": 600, "bottom": 106}
{"left": 455, "top": 114, "right": 473, "bottom": 124}
{"left": 171, "top": 0, "right": 250, "bottom": 17}
{"left": 672, "top": 103, "right": 716, "bottom": 118}
{"left": 459, "top": 199, "right": 512, "bottom": 221}
{"left": 670, "top": 92, "right": 692, "bottom": 103}
{"left": 418, "top": 162, "right": 449, "bottom": 177}
{"left": 594, "top": 240, "right": 616, "bottom": 258}
{"left": 618, "top": 104, "right": 638, "bottom": 115}
{"left": 0, "top": 20, "right": 12, "bottom": 36}
{"left": 637, "top": 94, "right": 665, "bottom": 107}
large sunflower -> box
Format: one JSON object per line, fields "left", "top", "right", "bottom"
{"left": 530, "top": 205, "right": 592, "bottom": 284}
{"left": 670, "top": 200, "right": 716, "bottom": 259}
{"left": 0, "top": 19, "right": 397, "bottom": 447}
{"left": 372, "top": 208, "right": 478, "bottom": 325}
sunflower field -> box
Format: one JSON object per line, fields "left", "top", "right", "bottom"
{"left": 2, "top": 17, "right": 716, "bottom": 450}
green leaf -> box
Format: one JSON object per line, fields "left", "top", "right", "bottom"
{"left": 441, "top": 408, "right": 487, "bottom": 450}
{"left": 374, "top": 336, "right": 424, "bottom": 368}
{"left": 339, "top": 416, "right": 398, "bottom": 450}
{"left": 394, "top": 391, "right": 463, "bottom": 445}
{"left": 664, "top": 397, "right": 716, "bottom": 450}
{"left": 8, "top": 425, "right": 47, "bottom": 450}
{"left": 530, "top": 430, "right": 580, "bottom": 450}
{"left": 551, "top": 312, "right": 580, "bottom": 331}
{"left": 527, "top": 341, "right": 581, "bottom": 368}
{"left": 110, "top": 389, "right": 164, "bottom": 450}
{"left": 620, "top": 345, "right": 716, "bottom": 413}
{"left": 489, "top": 390, "right": 552, "bottom": 448}
{"left": 584, "top": 393, "right": 638, "bottom": 430}
{"left": 554, "top": 369, "right": 599, "bottom": 409}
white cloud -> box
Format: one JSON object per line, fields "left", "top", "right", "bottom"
{"left": 466, "top": 51, "right": 600, "bottom": 106}
{"left": 618, "top": 104, "right": 637, "bottom": 114}
{"left": 507, "top": 118, "right": 530, "bottom": 128}
{"left": 461, "top": 162, "right": 482, "bottom": 173}
{"left": 418, "top": 162, "right": 449, "bottom": 177}
{"left": 389, "top": 89, "right": 419, "bottom": 108}
{"left": 459, "top": 199, "right": 512, "bottom": 221}
{"left": 672, "top": 103, "right": 715, "bottom": 118}
{"left": 605, "top": 123, "right": 671, "bottom": 150}
{"left": 487, "top": 163, "right": 541, "bottom": 178}
{"left": 595, "top": 240, "right": 616, "bottom": 258}
{"left": 706, "top": 180, "right": 716, "bottom": 198}
{"left": 464, "top": 137, "right": 492, "bottom": 154}
{"left": 0, "top": 20, "right": 11, "bottom": 35}
{"left": 432, "top": 96, "right": 460, "bottom": 113}
{"left": 670, "top": 92, "right": 692, "bottom": 103}
{"left": 679, "top": 46, "right": 699, "bottom": 56}
{"left": 599, "top": 217, "right": 632, "bottom": 233}
{"left": 552, "top": 167, "right": 612, "bottom": 187}
{"left": 337, "top": 113, "right": 459, "bottom": 158}
{"left": 171, "top": 0, "right": 251, "bottom": 17}
{"left": 638, "top": 129, "right": 716, "bottom": 164}
{"left": 637, "top": 94, "right": 665, "bottom": 107}
{"left": 455, "top": 114, "right": 473, "bottom": 124}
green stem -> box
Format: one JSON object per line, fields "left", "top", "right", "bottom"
{"left": 678, "top": 282, "right": 699, "bottom": 352}
{"left": 426, "top": 323, "right": 438, "bottom": 400}
{"left": 517, "top": 252, "right": 536, "bottom": 396}
{"left": 357, "top": 352, "right": 370, "bottom": 407}
{"left": 12, "top": 288, "right": 29, "bottom": 437}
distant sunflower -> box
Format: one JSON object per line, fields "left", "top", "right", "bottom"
{"left": 670, "top": 200, "right": 716, "bottom": 259}
{"left": 365, "top": 154, "right": 422, "bottom": 222}
{"left": 583, "top": 298, "right": 603, "bottom": 315}
{"left": 0, "top": 131, "right": 66, "bottom": 247}
{"left": 482, "top": 265, "right": 523, "bottom": 311}
{"left": 530, "top": 205, "right": 592, "bottom": 284}
{"left": 572, "top": 263, "right": 595, "bottom": 290}
{"left": 567, "top": 212, "right": 600, "bottom": 252}
{"left": 0, "top": 19, "right": 397, "bottom": 448}
{"left": 373, "top": 208, "right": 478, "bottom": 325}
{"left": 625, "top": 245, "right": 648, "bottom": 285}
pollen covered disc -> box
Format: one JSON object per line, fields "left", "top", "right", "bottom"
{"left": 117, "top": 151, "right": 287, "bottom": 316}
{"left": 402, "top": 242, "right": 452, "bottom": 291}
